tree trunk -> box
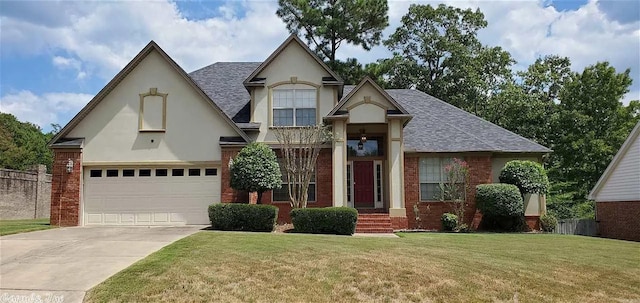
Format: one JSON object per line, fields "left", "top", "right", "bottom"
{"left": 257, "top": 191, "right": 263, "bottom": 204}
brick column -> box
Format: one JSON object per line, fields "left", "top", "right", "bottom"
{"left": 221, "top": 147, "right": 249, "bottom": 203}
{"left": 465, "top": 155, "right": 493, "bottom": 229}
{"left": 50, "top": 149, "right": 82, "bottom": 226}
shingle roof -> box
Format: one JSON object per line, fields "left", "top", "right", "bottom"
{"left": 344, "top": 86, "right": 551, "bottom": 153}
{"left": 189, "top": 62, "right": 550, "bottom": 153}
{"left": 189, "top": 62, "right": 260, "bottom": 122}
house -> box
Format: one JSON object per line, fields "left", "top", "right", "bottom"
{"left": 48, "top": 35, "right": 550, "bottom": 231}
{"left": 589, "top": 122, "right": 640, "bottom": 242}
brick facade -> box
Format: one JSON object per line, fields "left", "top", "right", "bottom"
{"left": 404, "top": 154, "right": 493, "bottom": 230}
{"left": 50, "top": 149, "right": 82, "bottom": 226}
{"left": 596, "top": 201, "right": 640, "bottom": 242}
{"left": 221, "top": 147, "right": 333, "bottom": 223}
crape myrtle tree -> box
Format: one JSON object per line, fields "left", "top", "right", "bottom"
{"left": 229, "top": 143, "right": 282, "bottom": 204}
{"left": 273, "top": 125, "right": 332, "bottom": 208}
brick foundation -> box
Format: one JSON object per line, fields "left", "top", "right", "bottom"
{"left": 221, "top": 147, "right": 333, "bottom": 223}
{"left": 404, "top": 154, "right": 493, "bottom": 230}
{"left": 596, "top": 201, "right": 640, "bottom": 242}
{"left": 390, "top": 217, "right": 408, "bottom": 230}
{"left": 50, "top": 149, "right": 82, "bottom": 226}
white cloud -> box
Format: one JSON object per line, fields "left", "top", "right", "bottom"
{"left": 0, "top": 91, "right": 93, "bottom": 129}
{"left": 52, "top": 56, "right": 87, "bottom": 80}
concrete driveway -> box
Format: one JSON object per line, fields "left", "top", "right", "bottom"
{"left": 0, "top": 226, "right": 203, "bottom": 303}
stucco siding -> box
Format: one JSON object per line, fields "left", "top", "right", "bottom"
{"left": 595, "top": 135, "right": 640, "bottom": 202}
{"left": 251, "top": 42, "right": 337, "bottom": 142}
{"left": 68, "top": 50, "right": 238, "bottom": 163}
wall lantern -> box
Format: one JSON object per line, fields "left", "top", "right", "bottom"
{"left": 66, "top": 159, "right": 74, "bottom": 173}
{"left": 359, "top": 129, "right": 367, "bottom": 143}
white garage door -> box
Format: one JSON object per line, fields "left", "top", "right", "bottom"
{"left": 83, "top": 167, "right": 220, "bottom": 225}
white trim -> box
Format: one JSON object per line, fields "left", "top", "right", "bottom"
{"left": 589, "top": 122, "right": 640, "bottom": 200}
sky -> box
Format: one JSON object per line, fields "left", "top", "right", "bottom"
{"left": 1, "top": 0, "right": 639, "bottom": 132}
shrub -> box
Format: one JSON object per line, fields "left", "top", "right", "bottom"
{"left": 540, "top": 213, "right": 558, "bottom": 232}
{"left": 441, "top": 213, "right": 458, "bottom": 232}
{"left": 476, "top": 184, "right": 524, "bottom": 217}
{"left": 208, "top": 203, "right": 278, "bottom": 232}
{"left": 499, "top": 160, "right": 550, "bottom": 196}
{"left": 290, "top": 207, "right": 358, "bottom": 235}
{"left": 230, "top": 142, "right": 281, "bottom": 204}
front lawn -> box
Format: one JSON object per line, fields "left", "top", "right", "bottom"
{"left": 0, "top": 218, "right": 54, "bottom": 236}
{"left": 85, "top": 232, "right": 640, "bottom": 303}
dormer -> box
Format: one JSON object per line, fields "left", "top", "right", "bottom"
{"left": 243, "top": 35, "right": 344, "bottom": 142}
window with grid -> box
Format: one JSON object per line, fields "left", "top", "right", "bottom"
{"left": 272, "top": 158, "right": 316, "bottom": 202}
{"left": 272, "top": 89, "right": 316, "bottom": 126}
{"left": 419, "top": 158, "right": 453, "bottom": 201}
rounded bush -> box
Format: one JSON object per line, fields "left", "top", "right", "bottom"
{"left": 476, "top": 183, "right": 524, "bottom": 217}
{"left": 441, "top": 213, "right": 458, "bottom": 232}
{"left": 499, "top": 160, "right": 550, "bottom": 195}
{"left": 540, "top": 213, "right": 558, "bottom": 232}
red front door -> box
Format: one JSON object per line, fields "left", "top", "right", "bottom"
{"left": 353, "top": 161, "right": 374, "bottom": 208}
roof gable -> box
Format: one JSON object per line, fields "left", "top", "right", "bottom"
{"left": 328, "top": 77, "right": 411, "bottom": 118}
{"left": 50, "top": 41, "right": 250, "bottom": 145}
{"left": 243, "top": 34, "right": 343, "bottom": 86}
{"left": 589, "top": 121, "right": 640, "bottom": 200}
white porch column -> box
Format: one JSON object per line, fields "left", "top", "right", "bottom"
{"left": 332, "top": 120, "right": 347, "bottom": 207}
{"left": 387, "top": 119, "right": 406, "bottom": 217}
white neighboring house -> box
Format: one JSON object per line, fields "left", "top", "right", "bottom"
{"left": 589, "top": 121, "right": 640, "bottom": 242}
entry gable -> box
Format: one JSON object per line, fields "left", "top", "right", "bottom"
{"left": 327, "top": 77, "right": 411, "bottom": 124}
{"left": 50, "top": 41, "right": 250, "bottom": 146}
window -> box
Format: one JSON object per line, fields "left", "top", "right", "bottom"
{"left": 106, "top": 169, "right": 118, "bottom": 177}
{"left": 272, "top": 88, "right": 316, "bottom": 126}
{"left": 346, "top": 163, "right": 352, "bottom": 203}
{"left": 419, "top": 158, "right": 453, "bottom": 201}
{"left": 376, "top": 163, "right": 382, "bottom": 202}
{"left": 172, "top": 169, "right": 184, "bottom": 176}
{"left": 188, "top": 168, "right": 201, "bottom": 176}
{"left": 156, "top": 169, "right": 168, "bottom": 177}
{"left": 90, "top": 170, "right": 102, "bottom": 178}
{"left": 272, "top": 158, "right": 316, "bottom": 202}
{"left": 139, "top": 169, "right": 152, "bottom": 177}
{"left": 347, "top": 138, "right": 384, "bottom": 157}
{"left": 139, "top": 88, "right": 167, "bottom": 131}
{"left": 122, "top": 169, "right": 135, "bottom": 177}
{"left": 205, "top": 168, "right": 218, "bottom": 176}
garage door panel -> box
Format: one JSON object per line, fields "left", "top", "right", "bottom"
{"left": 83, "top": 167, "right": 220, "bottom": 225}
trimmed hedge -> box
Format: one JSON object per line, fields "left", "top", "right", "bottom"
{"left": 476, "top": 184, "right": 524, "bottom": 217}
{"left": 499, "top": 160, "right": 549, "bottom": 195}
{"left": 208, "top": 203, "right": 278, "bottom": 232}
{"left": 441, "top": 213, "right": 458, "bottom": 232}
{"left": 290, "top": 207, "right": 358, "bottom": 235}
{"left": 540, "top": 213, "right": 558, "bottom": 232}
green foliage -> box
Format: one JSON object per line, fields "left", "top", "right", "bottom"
{"left": 0, "top": 113, "right": 54, "bottom": 172}
{"left": 290, "top": 207, "right": 358, "bottom": 235}
{"left": 540, "top": 214, "right": 558, "bottom": 233}
{"left": 550, "top": 62, "right": 638, "bottom": 201}
{"left": 208, "top": 203, "right": 278, "bottom": 232}
{"left": 382, "top": 4, "right": 514, "bottom": 115}
{"left": 276, "top": 0, "right": 388, "bottom": 65}
{"left": 229, "top": 143, "right": 281, "bottom": 203}
{"left": 441, "top": 213, "right": 458, "bottom": 232}
{"left": 476, "top": 184, "right": 524, "bottom": 217}
{"left": 499, "top": 160, "right": 550, "bottom": 195}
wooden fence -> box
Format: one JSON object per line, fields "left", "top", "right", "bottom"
{"left": 555, "top": 219, "right": 597, "bottom": 236}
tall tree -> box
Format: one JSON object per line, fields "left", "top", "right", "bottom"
{"left": 382, "top": 4, "right": 514, "bottom": 114}
{"left": 276, "top": 0, "right": 388, "bottom": 68}
{"left": 551, "top": 62, "right": 639, "bottom": 200}
{"left": 0, "top": 113, "right": 54, "bottom": 172}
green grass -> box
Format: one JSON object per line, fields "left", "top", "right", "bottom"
{"left": 85, "top": 232, "right": 640, "bottom": 303}
{"left": 0, "top": 218, "right": 54, "bottom": 236}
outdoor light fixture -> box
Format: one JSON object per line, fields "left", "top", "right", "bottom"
{"left": 66, "top": 159, "right": 74, "bottom": 173}
{"left": 357, "top": 141, "right": 364, "bottom": 150}
{"left": 359, "top": 129, "right": 367, "bottom": 143}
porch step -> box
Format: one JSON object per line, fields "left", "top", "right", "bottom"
{"left": 356, "top": 214, "right": 394, "bottom": 233}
